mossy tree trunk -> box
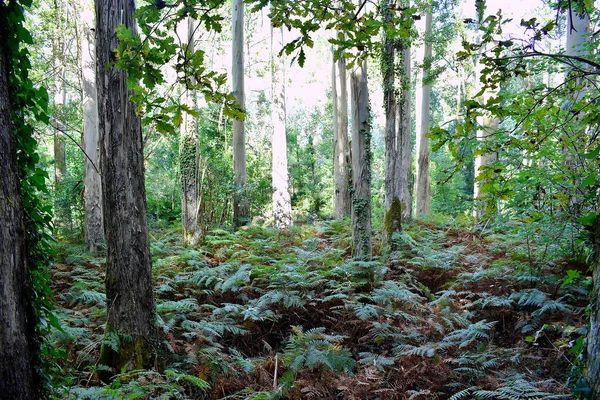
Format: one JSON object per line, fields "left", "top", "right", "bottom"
{"left": 383, "top": 0, "right": 412, "bottom": 225}
{"left": 95, "top": 0, "right": 160, "bottom": 380}
{"left": 395, "top": 35, "right": 413, "bottom": 223}
{"left": 382, "top": 0, "right": 397, "bottom": 215}
{"left": 179, "top": 17, "right": 203, "bottom": 246}
{"left": 350, "top": 60, "right": 372, "bottom": 260}
{"left": 0, "top": 24, "right": 38, "bottom": 400}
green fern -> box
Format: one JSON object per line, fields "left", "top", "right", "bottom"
{"left": 282, "top": 326, "right": 355, "bottom": 374}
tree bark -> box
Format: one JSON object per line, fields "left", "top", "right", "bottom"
{"left": 0, "top": 26, "right": 37, "bottom": 400}
{"left": 179, "top": 17, "right": 203, "bottom": 245}
{"left": 589, "top": 215, "right": 600, "bottom": 398}
{"left": 232, "top": 0, "right": 249, "bottom": 229}
{"left": 382, "top": 0, "right": 397, "bottom": 215}
{"left": 396, "top": 40, "right": 413, "bottom": 223}
{"left": 95, "top": 0, "right": 160, "bottom": 379}
{"left": 384, "top": 0, "right": 412, "bottom": 225}
{"left": 332, "top": 43, "right": 352, "bottom": 220}
{"left": 472, "top": 41, "right": 498, "bottom": 221}
{"left": 415, "top": 8, "right": 432, "bottom": 216}
{"left": 81, "top": 0, "right": 103, "bottom": 252}
{"left": 53, "top": 0, "right": 69, "bottom": 228}
{"left": 351, "top": 60, "right": 372, "bottom": 259}
{"left": 271, "top": 26, "right": 293, "bottom": 229}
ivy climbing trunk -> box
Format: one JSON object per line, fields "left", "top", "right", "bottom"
{"left": 331, "top": 42, "right": 351, "bottom": 220}
{"left": 382, "top": 0, "right": 397, "bottom": 222}
{"left": 384, "top": 0, "right": 412, "bottom": 230}
{"left": 95, "top": 0, "right": 160, "bottom": 379}
{"left": 80, "top": 0, "right": 103, "bottom": 253}
{"left": 350, "top": 60, "right": 372, "bottom": 259}
{"left": 232, "top": 0, "right": 249, "bottom": 229}
{"left": 271, "top": 26, "right": 293, "bottom": 229}
{"left": 395, "top": 33, "right": 413, "bottom": 223}
{"left": 415, "top": 7, "right": 432, "bottom": 216}
{"left": 0, "top": 24, "right": 37, "bottom": 400}
{"left": 179, "top": 17, "right": 203, "bottom": 245}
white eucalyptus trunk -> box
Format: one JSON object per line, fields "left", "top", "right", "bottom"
{"left": 415, "top": 9, "right": 432, "bottom": 216}
{"left": 232, "top": 0, "right": 249, "bottom": 229}
{"left": 80, "top": 0, "right": 103, "bottom": 252}
{"left": 271, "top": 26, "right": 292, "bottom": 229}
{"left": 332, "top": 43, "right": 352, "bottom": 219}
{"left": 351, "top": 61, "right": 372, "bottom": 259}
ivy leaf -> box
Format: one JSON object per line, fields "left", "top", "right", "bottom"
{"left": 582, "top": 145, "right": 600, "bottom": 159}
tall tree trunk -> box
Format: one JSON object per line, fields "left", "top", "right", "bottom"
{"left": 331, "top": 43, "right": 351, "bottom": 219}
{"left": 351, "top": 60, "right": 372, "bottom": 259}
{"left": 565, "top": 8, "right": 600, "bottom": 396}
{"left": 179, "top": 17, "right": 203, "bottom": 245}
{"left": 415, "top": 8, "right": 432, "bottom": 216}
{"left": 384, "top": 0, "right": 412, "bottom": 228}
{"left": 382, "top": 0, "right": 397, "bottom": 216}
{"left": 589, "top": 215, "right": 600, "bottom": 398}
{"left": 472, "top": 40, "right": 497, "bottom": 221}
{"left": 96, "top": 0, "right": 160, "bottom": 380}
{"left": 0, "top": 27, "right": 37, "bottom": 400}
{"left": 80, "top": 0, "right": 103, "bottom": 252}
{"left": 232, "top": 0, "right": 249, "bottom": 229}
{"left": 396, "top": 38, "right": 413, "bottom": 223}
{"left": 53, "top": 0, "right": 69, "bottom": 228}
{"left": 271, "top": 26, "right": 293, "bottom": 229}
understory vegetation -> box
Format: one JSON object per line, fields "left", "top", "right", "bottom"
{"left": 50, "top": 216, "right": 588, "bottom": 399}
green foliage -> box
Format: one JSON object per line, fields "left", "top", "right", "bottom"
{"left": 49, "top": 218, "right": 581, "bottom": 397}
{"left": 1, "top": 0, "right": 60, "bottom": 393}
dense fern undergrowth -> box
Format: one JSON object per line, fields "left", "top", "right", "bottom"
{"left": 49, "top": 216, "right": 590, "bottom": 399}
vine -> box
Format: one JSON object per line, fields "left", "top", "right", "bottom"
{"left": 1, "top": 0, "right": 60, "bottom": 395}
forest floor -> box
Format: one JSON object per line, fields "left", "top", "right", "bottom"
{"left": 49, "top": 216, "right": 589, "bottom": 399}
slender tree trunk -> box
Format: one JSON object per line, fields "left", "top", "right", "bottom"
{"left": 382, "top": 0, "right": 397, "bottom": 215}
{"left": 395, "top": 37, "right": 413, "bottom": 222}
{"left": 53, "top": 0, "right": 69, "bottom": 228}
{"left": 96, "top": 0, "right": 160, "bottom": 380}
{"left": 271, "top": 26, "right": 293, "bottom": 229}
{"left": 80, "top": 0, "right": 103, "bottom": 252}
{"left": 351, "top": 60, "right": 372, "bottom": 259}
{"left": 232, "top": 0, "right": 249, "bottom": 229}
{"left": 472, "top": 40, "right": 498, "bottom": 221}
{"left": 0, "top": 28, "right": 37, "bottom": 400}
{"left": 332, "top": 43, "right": 351, "bottom": 219}
{"left": 179, "top": 17, "right": 203, "bottom": 245}
{"left": 415, "top": 8, "right": 432, "bottom": 216}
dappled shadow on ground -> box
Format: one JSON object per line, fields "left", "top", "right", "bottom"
{"left": 49, "top": 218, "right": 585, "bottom": 399}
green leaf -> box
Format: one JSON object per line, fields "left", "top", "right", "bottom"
{"left": 578, "top": 212, "right": 596, "bottom": 226}
{"left": 582, "top": 145, "right": 600, "bottom": 159}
